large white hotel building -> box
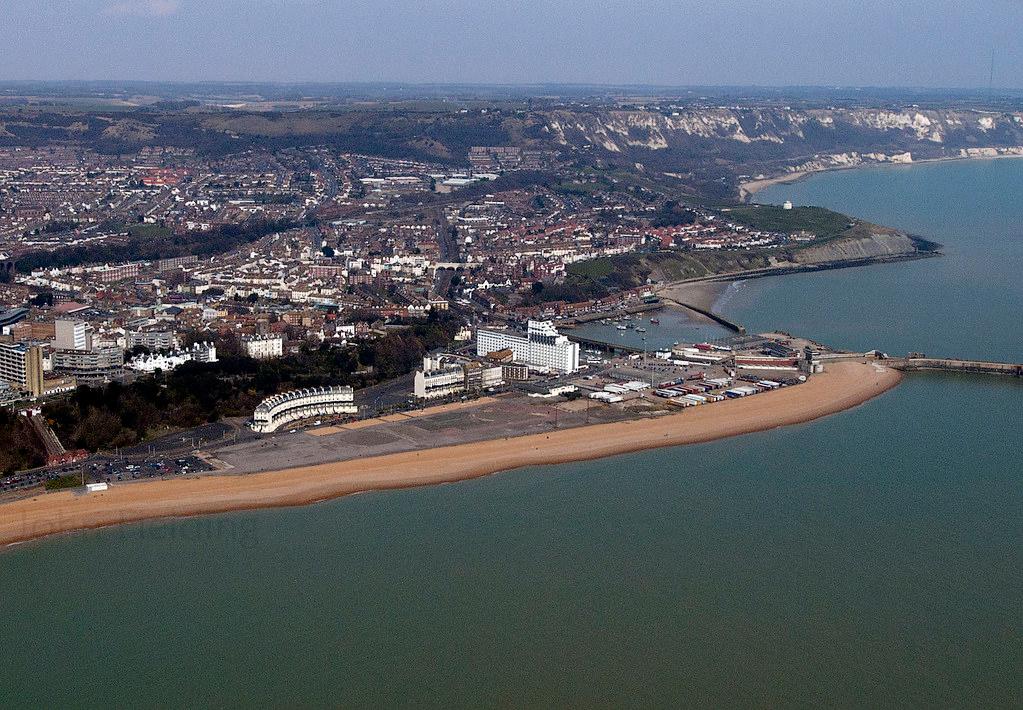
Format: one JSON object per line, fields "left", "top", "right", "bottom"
{"left": 476, "top": 320, "right": 579, "bottom": 374}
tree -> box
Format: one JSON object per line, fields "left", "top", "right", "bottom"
{"left": 30, "top": 291, "right": 54, "bottom": 307}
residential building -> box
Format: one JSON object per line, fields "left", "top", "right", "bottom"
{"left": 157, "top": 255, "right": 198, "bottom": 272}
{"left": 251, "top": 386, "right": 357, "bottom": 433}
{"left": 501, "top": 362, "right": 530, "bottom": 382}
{"left": 10, "top": 321, "right": 55, "bottom": 342}
{"left": 413, "top": 362, "right": 464, "bottom": 400}
{"left": 52, "top": 345, "right": 124, "bottom": 385}
{"left": 0, "top": 342, "right": 44, "bottom": 396}
{"left": 413, "top": 355, "right": 504, "bottom": 399}
{"left": 94, "top": 262, "right": 141, "bottom": 283}
{"left": 242, "top": 334, "right": 284, "bottom": 360}
{"left": 126, "top": 342, "right": 217, "bottom": 373}
{"left": 126, "top": 329, "right": 177, "bottom": 351}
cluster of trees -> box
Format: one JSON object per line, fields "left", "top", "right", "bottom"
{"left": 0, "top": 409, "right": 45, "bottom": 474}
{"left": 43, "top": 313, "right": 462, "bottom": 453}
{"left": 521, "top": 253, "right": 650, "bottom": 306}
{"left": 519, "top": 280, "right": 609, "bottom": 306}
{"left": 15, "top": 218, "right": 297, "bottom": 272}
{"left": 39, "top": 219, "right": 80, "bottom": 234}
{"left": 524, "top": 247, "right": 778, "bottom": 306}
{"left": 650, "top": 201, "right": 698, "bottom": 228}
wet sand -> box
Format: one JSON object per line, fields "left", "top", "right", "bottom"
{"left": 0, "top": 361, "right": 901, "bottom": 548}
{"left": 658, "top": 280, "right": 732, "bottom": 312}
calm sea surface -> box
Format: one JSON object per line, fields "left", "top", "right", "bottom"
{"left": 743, "top": 158, "right": 1023, "bottom": 361}
{"left": 1, "top": 159, "right": 1020, "bottom": 708}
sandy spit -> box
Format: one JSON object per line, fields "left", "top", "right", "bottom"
{"left": 0, "top": 361, "right": 900, "bottom": 548}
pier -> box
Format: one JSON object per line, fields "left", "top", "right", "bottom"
{"left": 823, "top": 352, "right": 1022, "bottom": 377}
{"left": 888, "top": 357, "right": 1023, "bottom": 377}
{"left": 567, "top": 334, "right": 645, "bottom": 355}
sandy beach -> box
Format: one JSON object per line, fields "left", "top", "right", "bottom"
{"left": 739, "top": 170, "right": 813, "bottom": 199}
{"left": 0, "top": 361, "right": 901, "bottom": 548}
{"left": 658, "top": 279, "right": 733, "bottom": 313}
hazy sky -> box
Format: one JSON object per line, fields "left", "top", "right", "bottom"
{"left": 2, "top": 0, "right": 1021, "bottom": 87}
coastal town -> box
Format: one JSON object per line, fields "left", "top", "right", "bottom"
{"left": 5, "top": 2, "right": 1023, "bottom": 705}
{"left": 0, "top": 90, "right": 1018, "bottom": 525}
{"left": 0, "top": 132, "right": 875, "bottom": 489}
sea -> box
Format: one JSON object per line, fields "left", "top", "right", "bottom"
{"left": 1, "top": 159, "right": 1020, "bottom": 708}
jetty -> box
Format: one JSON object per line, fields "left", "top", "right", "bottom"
{"left": 567, "top": 334, "right": 645, "bottom": 355}
{"left": 887, "top": 357, "right": 1023, "bottom": 377}
{"left": 658, "top": 295, "right": 746, "bottom": 334}
{"left": 824, "top": 352, "right": 1023, "bottom": 377}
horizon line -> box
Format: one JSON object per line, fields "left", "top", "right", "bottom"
{"left": 1, "top": 79, "right": 1022, "bottom": 94}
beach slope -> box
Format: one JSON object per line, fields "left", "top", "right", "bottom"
{"left": 1, "top": 361, "right": 900, "bottom": 548}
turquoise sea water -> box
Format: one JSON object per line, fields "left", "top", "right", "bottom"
{"left": 1, "top": 159, "right": 1021, "bottom": 708}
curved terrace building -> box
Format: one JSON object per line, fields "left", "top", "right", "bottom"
{"left": 251, "top": 386, "right": 357, "bottom": 433}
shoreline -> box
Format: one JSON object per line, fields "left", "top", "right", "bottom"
{"left": 655, "top": 248, "right": 939, "bottom": 314}
{"left": 659, "top": 280, "right": 733, "bottom": 313}
{"left": 739, "top": 151, "right": 1023, "bottom": 199}
{"left": 1, "top": 361, "right": 901, "bottom": 549}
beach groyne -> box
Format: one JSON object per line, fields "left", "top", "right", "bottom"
{"left": 659, "top": 296, "right": 746, "bottom": 333}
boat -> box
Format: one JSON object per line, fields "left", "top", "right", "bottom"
{"left": 636, "top": 327, "right": 647, "bottom": 333}
{"left": 616, "top": 324, "right": 627, "bottom": 330}
{"left": 650, "top": 318, "right": 660, "bottom": 325}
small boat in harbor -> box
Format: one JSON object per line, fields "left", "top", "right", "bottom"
{"left": 650, "top": 318, "right": 660, "bottom": 325}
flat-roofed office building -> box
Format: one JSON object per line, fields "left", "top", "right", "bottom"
{"left": 55, "top": 319, "right": 89, "bottom": 351}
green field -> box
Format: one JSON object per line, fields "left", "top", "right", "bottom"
{"left": 722, "top": 205, "right": 852, "bottom": 240}
{"left": 567, "top": 257, "right": 613, "bottom": 279}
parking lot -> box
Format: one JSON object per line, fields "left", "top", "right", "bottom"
{"left": 0, "top": 454, "right": 214, "bottom": 496}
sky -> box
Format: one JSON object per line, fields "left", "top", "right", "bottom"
{"left": 1, "top": 0, "right": 1021, "bottom": 88}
